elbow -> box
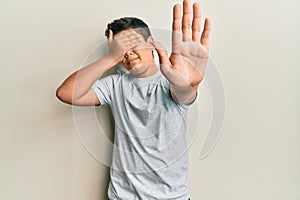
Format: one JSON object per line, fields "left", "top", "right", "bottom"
{"left": 55, "top": 86, "right": 63, "bottom": 101}
{"left": 56, "top": 86, "right": 72, "bottom": 105}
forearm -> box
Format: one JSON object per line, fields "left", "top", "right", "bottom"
{"left": 170, "top": 84, "right": 198, "bottom": 104}
{"left": 56, "top": 55, "right": 117, "bottom": 102}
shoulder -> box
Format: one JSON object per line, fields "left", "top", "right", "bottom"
{"left": 98, "top": 70, "right": 127, "bottom": 84}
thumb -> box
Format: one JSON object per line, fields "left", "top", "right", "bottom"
{"left": 151, "top": 41, "right": 171, "bottom": 67}
{"left": 108, "top": 29, "right": 113, "bottom": 43}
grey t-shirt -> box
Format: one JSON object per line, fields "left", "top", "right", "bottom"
{"left": 92, "top": 70, "right": 192, "bottom": 200}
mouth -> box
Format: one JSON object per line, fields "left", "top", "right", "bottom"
{"left": 127, "top": 57, "right": 140, "bottom": 65}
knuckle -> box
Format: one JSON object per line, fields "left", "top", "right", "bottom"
{"left": 182, "top": 24, "right": 191, "bottom": 28}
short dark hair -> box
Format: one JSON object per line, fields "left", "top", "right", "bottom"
{"left": 105, "top": 17, "right": 152, "bottom": 40}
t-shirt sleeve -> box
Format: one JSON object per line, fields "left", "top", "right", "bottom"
{"left": 92, "top": 73, "right": 121, "bottom": 106}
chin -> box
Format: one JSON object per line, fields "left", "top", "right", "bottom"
{"left": 127, "top": 63, "right": 143, "bottom": 71}
{"left": 129, "top": 64, "right": 149, "bottom": 76}
{"left": 128, "top": 66, "right": 141, "bottom": 74}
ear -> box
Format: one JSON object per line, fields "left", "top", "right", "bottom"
{"left": 146, "top": 36, "right": 155, "bottom": 50}
{"left": 146, "top": 36, "right": 154, "bottom": 44}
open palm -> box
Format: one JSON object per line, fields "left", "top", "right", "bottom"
{"left": 153, "top": 0, "right": 211, "bottom": 90}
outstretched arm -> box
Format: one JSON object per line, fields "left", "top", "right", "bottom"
{"left": 56, "top": 30, "right": 143, "bottom": 106}
{"left": 152, "top": 0, "right": 211, "bottom": 104}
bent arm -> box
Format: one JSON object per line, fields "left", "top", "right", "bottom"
{"left": 56, "top": 29, "right": 143, "bottom": 106}
{"left": 56, "top": 55, "right": 118, "bottom": 106}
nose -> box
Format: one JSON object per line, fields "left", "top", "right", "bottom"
{"left": 124, "top": 50, "right": 133, "bottom": 59}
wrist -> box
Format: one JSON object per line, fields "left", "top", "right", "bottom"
{"left": 104, "top": 54, "right": 120, "bottom": 68}
{"left": 170, "top": 85, "right": 197, "bottom": 104}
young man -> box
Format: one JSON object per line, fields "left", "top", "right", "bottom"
{"left": 56, "top": 0, "right": 211, "bottom": 199}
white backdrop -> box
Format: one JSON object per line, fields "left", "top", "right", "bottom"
{"left": 1, "top": 0, "right": 299, "bottom": 199}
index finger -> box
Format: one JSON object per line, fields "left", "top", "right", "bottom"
{"left": 172, "top": 4, "right": 181, "bottom": 32}
{"left": 172, "top": 4, "right": 182, "bottom": 45}
{"left": 113, "top": 29, "right": 139, "bottom": 40}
